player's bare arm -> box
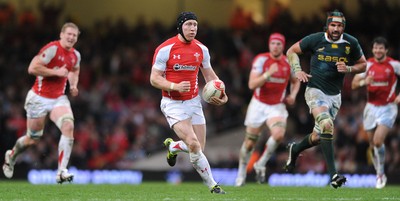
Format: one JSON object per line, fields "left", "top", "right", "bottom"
{"left": 351, "top": 74, "right": 372, "bottom": 90}
{"left": 286, "top": 75, "right": 301, "bottom": 105}
{"left": 200, "top": 67, "right": 219, "bottom": 83}
{"left": 336, "top": 56, "right": 366, "bottom": 74}
{"left": 248, "top": 63, "right": 279, "bottom": 90}
{"left": 351, "top": 74, "right": 364, "bottom": 89}
{"left": 287, "top": 42, "right": 312, "bottom": 83}
{"left": 395, "top": 94, "right": 400, "bottom": 104}
{"left": 28, "top": 55, "right": 68, "bottom": 77}
{"left": 150, "top": 67, "right": 190, "bottom": 92}
{"left": 68, "top": 67, "right": 80, "bottom": 97}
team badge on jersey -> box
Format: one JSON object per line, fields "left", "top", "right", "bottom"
{"left": 194, "top": 52, "right": 200, "bottom": 62}
{"left": 345, "top": 46, "right": 350, "bottom": 54}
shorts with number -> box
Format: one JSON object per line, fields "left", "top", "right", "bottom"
{"left": 24, "top": 90, "right": 72, "bottom": 118}
{"left": 305, "top": 87, "right": 341, "bottom": 133}
{"left": 363, "top": 103, "right": 398, "bottom": 130}
{"left": 160, "top": 95, "right": 205, "bottom": 127}
{"left": 244, "top": 97, "right": 288, "bottom": 128}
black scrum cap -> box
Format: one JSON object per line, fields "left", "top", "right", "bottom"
{"left": 177, "top": 12, "right": 197, "bottom": 42}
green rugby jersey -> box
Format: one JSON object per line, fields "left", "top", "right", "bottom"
{"left": 299, "top": 32, "right": 364, "bottom": 95}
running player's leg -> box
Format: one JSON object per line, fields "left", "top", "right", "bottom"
{"left": 50, "top": 98, "right": 75, "bottom": 183}
{"left": 174, "top": 120, "right": 224, "bottom": 193}
{"left": 236, "top": 128, "right": 260, "bottom": 186}
{"left": 236, "top": 97, "right": 266, "bottom": 186}
{"left": 373, "top": 125, "right": 390, "bottom": 189}
{"left": 254, "top": 117, "right": 285, "bottom": 183}
{"left": 3, "top": 117, "right": 45, "bottom": 178}
{"left": 4, "top": 90, "right": 47, "bottom": 178}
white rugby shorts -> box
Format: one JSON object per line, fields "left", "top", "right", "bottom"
{"left": 24, "top": 90, "right": 72, "bottom": 118}
{"left": 160, "top": 95, "right": 205, "bottom": 127}
{"left": 244, "top": 97, "right": 288, "bottom": 128}
{"left": 363, "top": 102, "right": 398, "bottom": 130}
{"left": 304, "top": 87, "right": 341, "bottom": 133}
{"left": 305, "top": 87, "right": 341, "bottom": 117}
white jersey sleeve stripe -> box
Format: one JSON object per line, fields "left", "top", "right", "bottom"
{"left": 153, "top": 44, "right": 174, "bottom": 71}
{"left": 197, "top": 42, "right": 211, "bottom": 69}
{"left": 359, "top": 61, "right": 372, "bottom": 78}
{"left": 389, "top": 60, "right": 400, "bottom": 75}
{"left": 252, "top": 56, "right": 267, "bottom": 74}
{"left": 39, "top": 45, "right": 57, "bottom": 64}
{"left": 73, "top": 50, "right": 81, "bottom": 68}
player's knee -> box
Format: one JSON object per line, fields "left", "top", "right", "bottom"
{"left": 245, "top": 133, "right": 259, "bottom": 142}
{"left": 244, "top": 133, "right": 258, "bottom": 150}
{"left": 271, "top": 121, "right": 286, "bottom": 129}
{"left": 320, "top": 119, "right": 334, "bottom": 134}
{"left": 243, "top": 140, "right": 255, "bottom": 151}
{"left": 316, "top": 113, "right": 334, "bottom": 134}
{"left": 56, "top": 114, "right": 74, "bottom": 131}
{"left": 373, "top": 138, "right": 384, "bottom": 147}
{"left": 27, "top": 129, "right": 44, "bottom": 140}
{"left": 187, "top": 139, "right": 201, "bottom": 152}
{"left": 272, "top": 132, "right": 285, "bottom": 142}
{"left": 270, "top": 121, "right": 286, "bottom": 141}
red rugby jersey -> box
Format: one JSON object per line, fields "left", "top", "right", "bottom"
{"left": 152, "top": 35, "right": 211, "bottom": 100}
{"left": 251, "top": 53, "right": 291, "bottom": 104}
{"left": 32, "top": 41, "right": 81, "bottom": 98}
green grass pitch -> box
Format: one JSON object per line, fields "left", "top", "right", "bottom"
{"left": 0, "top": 181, "right": 399, "bottom": 201}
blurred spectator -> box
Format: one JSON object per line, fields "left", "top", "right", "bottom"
{"left": 38, "top": 0, "right": 64, "bottom": 28}
{"left": 229, "top": 6, "right": 254, "bottom": 31}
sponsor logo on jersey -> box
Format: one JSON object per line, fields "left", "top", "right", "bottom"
{"left": 268, "top": 77, "right": 286, "bottom": 83}
{"left": 317, "top": 54, "right": 348, "bottom": 63}
{"left": 173, "top": 64, "right": 197, "bottom": 71}
{"left": 331, "top": 44, "right": 338, "bottom": 49}
{"left": 371, "top": 81, "right": 388, "bottom": 86}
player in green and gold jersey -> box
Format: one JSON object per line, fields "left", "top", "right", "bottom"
{"left": 284, "top": 10, "right": 367, "bottom": 188}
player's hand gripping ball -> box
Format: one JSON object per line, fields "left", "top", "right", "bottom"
{"left": 202, "top": 80, "right": 225, "bottom": 103}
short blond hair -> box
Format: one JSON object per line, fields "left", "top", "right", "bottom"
{"left": 61, "top": 22, "right": 80, "bottom": 35}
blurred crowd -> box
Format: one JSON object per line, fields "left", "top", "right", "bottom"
{"left": 0, "top": 0, "right": 399, "bottom": 176}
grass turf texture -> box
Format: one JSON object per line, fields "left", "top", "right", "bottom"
{"left": 0, "top": 181, "right": 399, "bottom": 201}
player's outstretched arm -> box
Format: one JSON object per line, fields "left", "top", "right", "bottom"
{"left": 287, "top": 42, "right": 311, "bottom": 83}
{"left": 28, "top": 55, "right": 68, "bottom": 77}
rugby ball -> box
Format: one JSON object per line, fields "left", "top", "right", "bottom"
{"left": 202, "top": 80, "right": 225, "bottom": 103}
